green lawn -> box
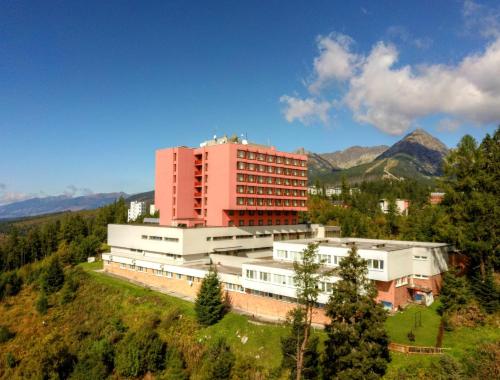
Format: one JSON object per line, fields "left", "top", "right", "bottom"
{"left": 444, "top": 324, "right": 499, "bottom": 360}
{"left": 385, "top": 302, "right": 441, "bottom": 346}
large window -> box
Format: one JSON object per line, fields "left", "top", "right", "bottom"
{"left": 246, "top": 269, "right": 256, "bottom": 279}
{"left": 367, "top": 259, "right": 384, "bottom": 270}
{"left": 276, "top": 249, "right": 287, "bottom": 259}
{"left": 273, "top": 274, "right": 287, "bottom": 285}
{"left": 260, "top": 272, "right": 271, "bottom": 282}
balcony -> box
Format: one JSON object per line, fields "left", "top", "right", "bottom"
{"left": 194, "top": 192, "right": 202, "bottom": 197}
{"left": 195, "top": 159, "right": 202, "bottom": 165}
{"left": 194, "top": 203, "right": 202, "bottom": 209}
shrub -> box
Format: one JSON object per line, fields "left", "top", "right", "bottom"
{"left": 40, "top": 256, "right": 64, "bottom": 294}
{"left": 158, "top": 348, "right": 189, "bottom": 380}
{"left": 114, "top": 326, "right": 166, "bottom": 377}
{"left": 59, "top": 269, "right": 80, "bottom": 305}
{"left": 6, "top": 352, "right": 16, "bottom": 368}
{"left": 71, "top": 338, "right": 114, "bottom": 380}
{"left": 201, "top": 338, "right": 235, "bottom": 380}
{"left": 0, "top": 325, "right": 15, "bottom": 343}
{"left": 407, "top": 331, "right": 415, "bottom": 342}
{"left": 0, "top": 271, "right": 23, "bottom": 300}
{"left": 36, "top": 292, "right": 48, "bottom": 315}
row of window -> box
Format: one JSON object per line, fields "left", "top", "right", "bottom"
{"left": 206, "top": 233, "right": 272, "bottom": 241}
{"left": 236, "top": 197, "right": 306, "bottom": 207}
{"left": 413, "top": 274, "right": 429, "bottom": 279}
{"left": 413, "top": 255, "right": 429, "bottom": 260}
{"left": 247, "top": 289, "right": 297, "bottom": 303}
{"left": 231, "top": 219, "right": 297, "bottom": 227}
{"left": 119, "top": 263, "right": 244, "bottom": 292}
{"left": 228, "top": 210, "right": 297, "bottom": 216}
{"left": 245, "top": 270, "right": 334, "bottom": 293}
{"left": 237, "top": 185, "right": 307, "bottom": 197}
{"left": 237, "top": 161, "right": 307, "bottom": 176}
{"left": 141, "top": 235, "right": 180, "bottom": 242}
{"left": 236, "top": 173, "right": 307, "bottom": 187}
{"left": 237, "top": 150, "right": 306, "bottom": 167}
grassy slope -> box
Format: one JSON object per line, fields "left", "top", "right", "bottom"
{"left": 1, "top": 262, "right": 498, "bottom": 379}
{"left": 385, "top": 302, "right": 441, "bottom": 346}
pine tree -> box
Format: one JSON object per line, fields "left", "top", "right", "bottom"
{"left": 288, "top": 243, "right": 324, "bottom": 380}
{"left": 438, "top": 270, "right": 471, "bottom": 315}
{"left": 281, "top": 308, "right": 320, "bottom": 380}
{"left": 195, "top": 267, "right": 226, "bottom": 326}
{"left": 323, "top": 246, "right": 390, "bottom": 379}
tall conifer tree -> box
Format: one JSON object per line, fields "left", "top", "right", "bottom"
{"left": 323, "top": 246, "right": 390, "bottom": 379}
{"left": 195, "top": 267, "right": 226, "bottom": 326}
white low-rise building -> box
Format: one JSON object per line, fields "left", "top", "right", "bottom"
{"left": 103, "top": 223, "right": 451, "bottom": 318}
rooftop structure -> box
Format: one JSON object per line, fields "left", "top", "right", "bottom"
{"left": 155, "top": 136, "right": 308, "bottom": 227}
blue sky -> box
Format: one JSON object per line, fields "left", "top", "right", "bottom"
{"left": 1, "top": 0, "right": 499, "bottom": 203}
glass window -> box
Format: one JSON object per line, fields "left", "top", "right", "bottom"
{"left": 246, "top": 270, "right": 256, "bottom": 279}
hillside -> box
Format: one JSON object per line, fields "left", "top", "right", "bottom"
{"left": 309, "top": 129, "right": 449, "bottom": 185}
{"left": 0, "top": 193, "right": 128, "bottom": 220}
{"left": 0, "top": 261, "right": 498, "bottom": 379}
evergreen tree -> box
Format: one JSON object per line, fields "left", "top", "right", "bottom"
{"left": 441, "top": 128, "right": 500, "bottom": 312}
{"left": 202, "top": 338, "right": 235, "bottom": 380}
{"left": 323, "top": 246, "right": 390, "bottom": 379}
{"left": 438, "top": 270, "right": 471, "bottom": 315}
{"left": 281, "top": 308, "right": 320, "bottom": 380}
{"left": 40, "top": 256, "right": 65, "bottom": 294}
{"left": 195, "top": 267, "right": 226, "bottom": 326}
{"left": 288, "top": 243, "right": 324, "bottom": 380}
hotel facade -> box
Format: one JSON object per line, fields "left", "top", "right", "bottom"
{"left": 103, "top": 136, "right": 451, "bottom": 323}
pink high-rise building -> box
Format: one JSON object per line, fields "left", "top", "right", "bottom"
{"left": 155, "top": 136, "right": 308, "bottom": 227}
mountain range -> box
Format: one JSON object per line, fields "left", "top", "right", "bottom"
{"left": 306, "top": 128, "right": 449, "bottom": 184}
{"left": 0, "top": 193, "right": 128, "bottom": 220}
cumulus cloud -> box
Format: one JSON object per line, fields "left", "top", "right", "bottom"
{"left": 308, "top": 34, "right": 360, "bottom": 93}
{"left": 281, "top": 27, "right": 500, "bottom": 134}
{"left": 279, "top": 96, "right": 331, "bottom": 125}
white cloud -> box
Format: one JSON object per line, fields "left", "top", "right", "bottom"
{"left": 279, "top": 96, "right": 331, "bottom": 125}
{"left": 437, "top": 118, "right": 462, "bottom": 132}
{"left": 308, "top": 34, "right": 360, "bottom": 93}
{"left": 281, "top": 31, "right": 500, "bottom": 135}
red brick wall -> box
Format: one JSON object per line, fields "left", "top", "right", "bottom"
{"left": 375, "top": 280, "right": 410, "bottom": 310}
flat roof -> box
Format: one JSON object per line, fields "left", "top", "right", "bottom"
{"left": 276, "top": 237, "right": 449, "bottom": 252}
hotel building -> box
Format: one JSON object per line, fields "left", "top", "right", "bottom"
{"left": 155, "top": 135, "right": 308, "bottom": 227}
{"left": 103, "top": 136, "right": 452, "bottom": 324}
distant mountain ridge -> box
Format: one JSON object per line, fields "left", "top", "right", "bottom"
{"left": 307, "top": 129, "right": 449, "bottom": 184}
{"left": 0, "top": 192, "right": 128, "bottom": 220}
{"left": 298, "top": 145, "right": 389, "bottom": 175}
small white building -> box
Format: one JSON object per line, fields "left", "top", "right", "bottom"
{"left": 379, "top": 199, "right": 410, "bottom": 216}
{"left": 128, "top": 201, "right": 147, "bottom": 222}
